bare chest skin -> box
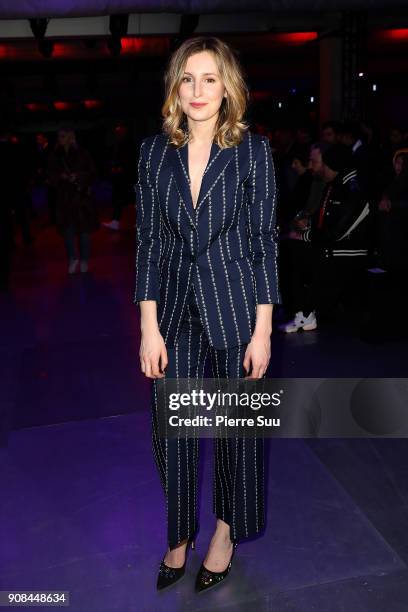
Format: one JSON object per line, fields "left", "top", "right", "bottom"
{"left": 187, "top": 141, "right": 212, "bottom": 209}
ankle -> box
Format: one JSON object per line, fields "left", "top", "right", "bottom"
{"left": 214, "top": 520, "right": 231, "bottom": 539}
{"left": 164, "top": 538, "right": 189, "bottom": 567}
{"left": 211, "top": 531, "right": 232, "bottom": 546}
{"left": 167, "top": 538, "right": 188, "bottom": 554}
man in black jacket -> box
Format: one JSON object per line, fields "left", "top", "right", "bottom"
{"left": 280, "top": 143, "right": 370, "bottom": 332}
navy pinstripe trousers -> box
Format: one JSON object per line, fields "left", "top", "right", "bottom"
{"left": 152, "top": 284, "right": 265, "bottom": 550}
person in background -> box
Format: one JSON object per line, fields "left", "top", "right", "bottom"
{"left": 9, "top": 133, "right": 33, "bottom": 245}
{"left": 296, "top": 125, "right": 314, "bottom": 146}
{"left": 280, "top": 143, "right": 370, "bottom": 333}
{"left": 321, "top": 120, "right": 341, "bottom": 145}
{"left": 278, "top": 143, "right": 314, "bottom": 317}
{"left": 338, "top": 121, "right": 372, "bottom": 197}
{"left": 377, "top": 149, "right": 408, "bottom": 270}
{"left": 102, "top": 121, "right": 137, "bottom": 231}
{"left": 278, "top": 142, "right": 326, "bottom": 322}
{"left": 300, "top": 142, "right": 329, "bottom": 220}
{"left": 360, "top": 120, "right": 380, "bottom": 148}
{"left": 47, "top": 126, "right": 99, "bottom": 274}
{"left": 280, "top": 143, "right": 314, "bottom": 226}
{"left": 33, "top": 132, "right": 56, "bottom": 226}
{"left": 389, "top": 126, "right": 405, "bottom": 152}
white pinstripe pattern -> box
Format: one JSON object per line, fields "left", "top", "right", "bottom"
{"left": 137, "top": 133, "right": 272, "bottom": 549}
{"left": 256, "top": 149, "right": 272, "bottom": 302}
{"left": 186, "top": 304, "right": 192, "bottom": 540}
{"left": 216, "top": 177, "right": 241, "bottom": 346}
{"left": 214, "top": 353, "right": 227, "bottom": 521}
{"left": 195, "top": 266, "right": 214, "bottom": 346}
{"left": 242, "top": 435, "right": 248, "bottom": 536}
{"left": 143, "top": 136, "right": 158, "bottom": 301}
{"left": 163, "top": 205, "right": 184, "bottom": 343}
{"left": 258, "top": 162, "right": 272, "bottom": 303}
{"left": 158, "top": 177, "right": 176, "bottom": 325}
{"left": 172, "top": 260, "right": 194, "bottom": 343}
{"left": 175, "top": 147, "right": 197, "bottom": 226}
{"left": 134, "top": 132, "right": 281, "bottom": 347}
{"left": 236, "top": 207, "right": 244, "bottom": 258}
{"left": 203, "top": 147, "right": 222, "bottom": 175}
{"left": 158, "top": 177, "right": 173, "bottom": 283}
{"left": 154, "top": 141, "right": 168, "bottom": 191}
{"left": 234, "top": 148, "right": 245, "bottom": 260}
{"left": 264, "top": 139, "right": 280, "bottom": 296}
{"left": 152, "top": 380, "right": 166, "bottom": 489}
{"left": 233, "top": 428, "right": 239, "bottom": 539}
{"left": 151, "top": 289, "right": 265, "bottom": 550}
{"left": 195, "top": 159, "right": 234, "bottom": 216}
{"left": 235, "top": 258, "right": 253, "bottom": 336}
{"left": 224, "top": 151, "right": 242, "bottom": 267}
{"left": 206, "top": 192, "right": 228, "bottom": 346}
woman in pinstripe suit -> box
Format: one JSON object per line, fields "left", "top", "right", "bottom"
{"left": 134, "top": 36, "right": 281, "bottom": 592}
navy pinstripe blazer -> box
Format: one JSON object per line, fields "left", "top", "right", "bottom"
{"left": 133, "top": 130, "right": 281, "bottom": 350}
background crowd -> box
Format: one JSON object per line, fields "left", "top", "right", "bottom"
{"left": 1, "top": 117, "right": 407, "bottom": 341}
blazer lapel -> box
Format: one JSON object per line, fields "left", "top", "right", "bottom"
{"left": 195, "top": 143, "right": 234, "bottom": 215}
{"left": 166, "top": 139, "right": 235, "bottom": 220}
{"left": 166, "top": 143, "right": 195, "bottom": 225}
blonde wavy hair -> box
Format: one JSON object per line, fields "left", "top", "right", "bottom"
{"left": 162, "top": 36, "right": 249, "bottom": 148}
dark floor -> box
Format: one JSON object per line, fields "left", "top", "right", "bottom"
{"left": 1, "top": 208, "right": 408, "bottom": 611}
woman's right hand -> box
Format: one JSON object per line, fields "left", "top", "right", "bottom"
{"left": 140, "top": 329, "right": 168, "bottom": 378}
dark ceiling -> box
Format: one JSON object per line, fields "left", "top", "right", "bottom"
{"left": 0, "top": 0, "right": 407, "bottom": 19}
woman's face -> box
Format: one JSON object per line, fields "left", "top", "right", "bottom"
{"left": 178, "top": 50, "right": 227, "bottom": 126}
{"left": 394, "top": 155, "right": 404, "bottom": 176}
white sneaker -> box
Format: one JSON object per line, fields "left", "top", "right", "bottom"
{"left": 68, "top": 259, "right": 79, "bottom": 274}
{"left": 102, "top": 220, "right": 120, "bottom": 230}
{"left": 279, "top": 311, "right": 317, "bottom": 333}
{"left": 80, "top": 260, "right": 88, "bottom": 273}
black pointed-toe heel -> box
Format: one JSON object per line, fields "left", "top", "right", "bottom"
{"left": 156, "top": 537, "right": 195, "bottom": 591}
{"left": 195, "top": 540, "right": 237, "bottom": 593}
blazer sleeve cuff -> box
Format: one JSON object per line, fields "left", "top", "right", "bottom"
{"left": 253, "top": 266, "right": 282, "bottom": 305}
{"left": 133, "top": 266, "right": 160, "bottom": 305}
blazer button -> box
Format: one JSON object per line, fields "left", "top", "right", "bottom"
{"left": 190, "top": 254, "right": 197, "bottom": 263}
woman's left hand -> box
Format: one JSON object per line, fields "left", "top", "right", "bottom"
{"left": 243, "top": 332, "right": 271, "bottom": 379}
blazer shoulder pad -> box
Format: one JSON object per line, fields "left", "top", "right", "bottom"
{"left": 140, "top": 133, "right": 167, "bottom": 155}
{"left": 248, "top": 130, "right": 270, "bottom": 149}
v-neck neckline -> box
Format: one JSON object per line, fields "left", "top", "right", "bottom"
{"left": 186, "top": 140, "right": 216, "bottom": 211}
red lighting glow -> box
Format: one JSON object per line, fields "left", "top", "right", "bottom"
{"left": 377, "top": 28, "right": 408, "bottom": 41}
{"left": 53, "top": 101, "right": 77, "bottom": 111}
{"left": 274, "top": 32, "right": 318, "bottom": 45}
{"left": 52, "top": 43, "right": 79, "bottom": 59}
{"left": 120, "top": 37, "right": 144, "bottom": 53}
{"left": 25, "top": 103, "right": 49, "bottom": 112}
{"left": 83, "top": 99, "right": 103, "bottom": 110}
